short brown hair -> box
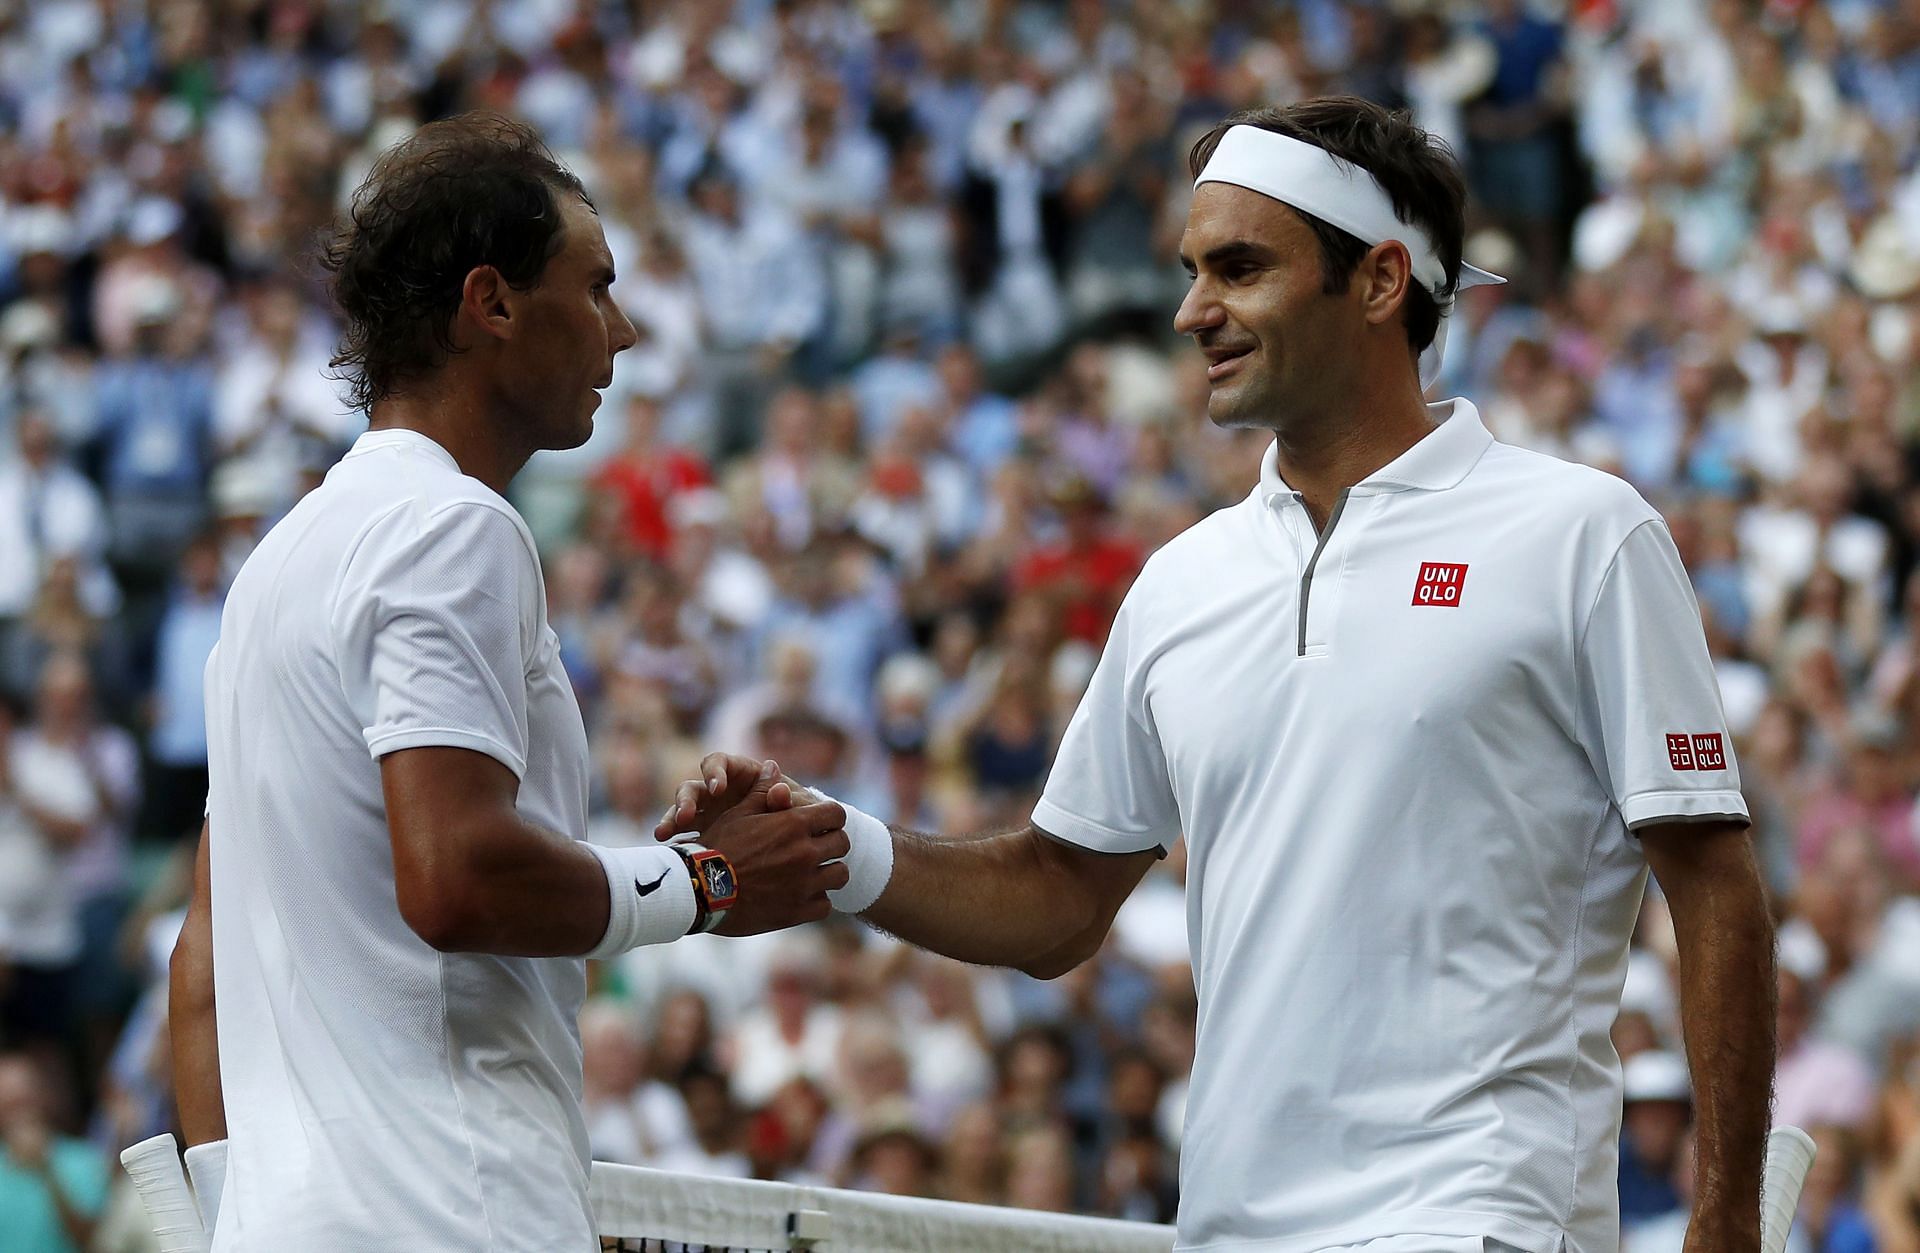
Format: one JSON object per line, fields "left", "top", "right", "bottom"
{"left": 322, "top": 112, "right": 589, "bottom": 412}
{"left": 1187, "top": 97, "right": 1467, "bottom": 358}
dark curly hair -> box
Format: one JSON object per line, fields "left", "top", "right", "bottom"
{"left": 321, "top": 112, "right": 590, "bottom": 412}
{"left": 1187, "top": 97, "right": 1467, "bottom": 359}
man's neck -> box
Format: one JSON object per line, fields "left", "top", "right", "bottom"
{"left": 367, "top": 382, "right": 528, "bottom": 496}
{"left": 1269, "top": 385, "right": 1436, "bottom": 531}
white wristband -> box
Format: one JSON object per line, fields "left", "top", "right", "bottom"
{"left": 582, "top": 843, "right": 697, "bottom": 958}
{"left": 185, "top": 1138, "right": 228, "bottom": 1234}
{"left": 821, "top": 798, "right": 894, "bottom": 915}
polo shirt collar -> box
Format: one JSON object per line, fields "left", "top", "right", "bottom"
{"left": 1259, "top": 397, "right": 1493, "bottom": 506}
{"left": 345, "top": 427, "right": 461, "bottom": 473}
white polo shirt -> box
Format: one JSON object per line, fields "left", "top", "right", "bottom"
{"left": 203, "top": 429, "right": 597, "bottom": 1251}
{"left": 1034, "top": 399, "right": 1745, "bottom": 1253}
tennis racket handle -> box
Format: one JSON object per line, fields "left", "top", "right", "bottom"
{"left": 1761, "top": 1125, "right": 1817, "bottom": 1253}
{"left": 119, "top": 1134, "right": 211, "bottom": 1253}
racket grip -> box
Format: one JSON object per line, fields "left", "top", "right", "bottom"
{"left": 120, "top": 1134, "right": 211, "bottom": 1253}
{"left": 1761, "top": 1125, "right": 1817, "bottom": 1253}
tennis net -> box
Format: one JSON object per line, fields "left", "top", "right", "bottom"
{"left": 589, "top": 1161, "right": 1178, "bottom": 1252}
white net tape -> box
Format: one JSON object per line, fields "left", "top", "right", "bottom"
{"left": 589, "top": 1162, "right": 1178, "bottom": 1252}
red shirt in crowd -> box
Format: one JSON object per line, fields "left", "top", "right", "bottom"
{"left": 1012, "top": 532, "right": 1142, "bottom": 643}
{"left": 593, "top": 448, "right": 710, "bottom": 562}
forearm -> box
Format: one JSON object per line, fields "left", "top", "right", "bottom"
{"left": 423, "top": 820, "right": 615, "bottom": 957}
{"left": 1655, "top": 829, "right": 1776, "bottom": 1244}
{"left": 862, "top": 824, "right": 1122, "bottom": 978}
{"left": 170, "top": 824, "right": 226, "bottom": 1145}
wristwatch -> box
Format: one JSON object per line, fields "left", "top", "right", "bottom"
{"left": 672, "top": 842, "right": 739, "bottom": 934}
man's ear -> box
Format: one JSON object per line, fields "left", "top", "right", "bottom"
{"left": 455, "top": 265, "right": 516, "bottom": 346}
{"left": 1358, "top": 240, "right": 1415, "bottom": 331}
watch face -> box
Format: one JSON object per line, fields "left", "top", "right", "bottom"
{"left": 699, "top": 856, "right": 737, "bottom": 905}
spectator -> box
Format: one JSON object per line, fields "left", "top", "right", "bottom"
{"left": 0, "top": 694, "right": 81, "bottom": 1053}
{"left": 7, "top": 1, "right": 1920, "bottom": 1239}
{"left": 683, "top": 164, "right": 826, "bottom": 456}
{"left": 590, "top": 393, "right": 711, "bottom": 564}
{"left": 579, "top": 998, "right": 693, "bottom": 1167}
{"left": 1618, "top": 1051, "right": 1692, "bottom": 1231}
{"left": 138, "top": 529, "right": 222, "bottom": 845}
{"left": 0, "top": 1051, "right": 105, "bottom": 1253}
{"left": 0, "top": 410, "right": 113, "bottom": 630}
{"left": 1010, "top": 473, "right": 1140, "bottom": 644}
{"left": 88, "top": 274, "right": 215, "bottom": 578}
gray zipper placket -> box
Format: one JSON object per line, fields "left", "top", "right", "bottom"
{"left": 1296, "top": 488, "right": 1351, "bottom": 656}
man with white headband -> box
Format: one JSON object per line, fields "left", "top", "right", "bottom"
{"left": 667, "top": 97, "right": 1774, "bottom": 1253}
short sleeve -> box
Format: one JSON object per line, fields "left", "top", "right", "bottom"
{"left": 1575, "top": 519, "right": 1749, "bottom": 832}
{"left": 333, "top": 501, "right": 538, "bottom": 777}
{"left": 1032, "top": 598, "right": 1180, "bottom": 855}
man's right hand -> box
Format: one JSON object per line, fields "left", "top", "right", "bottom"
{"left": 682, "top": 757, "right": 847, "bottom": 936}
{"left": 655, "top": 752, "right": 810, "bottom": 840}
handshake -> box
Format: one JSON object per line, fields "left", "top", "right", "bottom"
{"left": 646, "top": 752, "right": 893, "bottom": 939}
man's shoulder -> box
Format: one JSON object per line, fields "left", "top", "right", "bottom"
{"left": 1472, "top": 440, "right": 1662, "bottom": 536}
{"left": 329, "top": 457, "right": 535, "bottom": 559}
{"left": 1117, "top": 502, "right": 1257, "bottom": 618}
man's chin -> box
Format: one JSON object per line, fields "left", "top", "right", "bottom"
{"left": 1205, "top": 381, "right": 1272, "bottom": 431}
{"left": 546, "top": 401, "right": 598, "bottom": 452}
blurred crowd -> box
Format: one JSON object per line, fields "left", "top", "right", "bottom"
{"left": 2, "top": 0, "right": 1920, "bottom": 1249}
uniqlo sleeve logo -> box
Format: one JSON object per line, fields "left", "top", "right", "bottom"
{"left": 1667, "top": 732, "right": 1726, "bottom": 771}
{"left": 1412, "top": 562, "right": 1469, "bottom": 607}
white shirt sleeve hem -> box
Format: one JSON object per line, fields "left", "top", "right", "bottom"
{"left": 1031, "top": 798, "right": 1172, "bottom": 856}
{"left": 365, "top": 727, "right": 527, "bottom": 779}
{"left": 1620, "top": 789, "right": 1750, "bottom": 831}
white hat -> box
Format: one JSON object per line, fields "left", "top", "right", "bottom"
{"left": 669, "top": 486, "right": 730, "bottom": 530}
{"left": 1752, "top": 293, "right": 1807, "bottom": 338}
{"left": 1851, "top": 212, "right": 1920, "bottom": 302}
{"left": 127, "top": 273, "right": 183, "bottom": 325}
{"left": 1776, "top": 918, "right": 1828, "bottom": 984}
{"left": 6, "top": 204, "right": 74, "bottom": 257}
{"left": 0, "top": 301, "right": 58, "bottom": 351}
{"left": 877, "top": 653, "right": 940, "bottom": 704}
{"left": 124, "top": 196, "right": 183, "bottom": 247}
{"left": 1619, "top": 949, "right": 1676, "bottom": 1023}
{"left": 1622, "top": 1050, "right": 1691, "bottom": 1104}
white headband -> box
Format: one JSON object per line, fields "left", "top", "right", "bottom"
{"left": 1194, "top": 125, "right": 1506, "bottom": 387}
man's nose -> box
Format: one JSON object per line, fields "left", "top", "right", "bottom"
{"left": 1173, "top": 279, "right": 1223, "bottom": 337}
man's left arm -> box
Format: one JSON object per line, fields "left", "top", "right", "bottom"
{"left": 1640, "top": 819, "right": 1775, "bottom": 1252}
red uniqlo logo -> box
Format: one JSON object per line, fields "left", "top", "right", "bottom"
{"left": 1667, "top": 732, "right": 1726, "bottom": 771}
{"left": 1412, "top": 562, "right": 1469, "bottom": 607}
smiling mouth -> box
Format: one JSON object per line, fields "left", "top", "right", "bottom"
{"left": 1205, "top": 347, "right": 1254, "bottom": 381}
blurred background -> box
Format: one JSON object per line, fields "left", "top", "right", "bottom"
{"left": 0, "top": 0, "right": 1918, "bottom": 1249}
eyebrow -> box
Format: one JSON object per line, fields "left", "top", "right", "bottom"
{"left": 1179, "top": 240, "right": 1279, "bottom": 274}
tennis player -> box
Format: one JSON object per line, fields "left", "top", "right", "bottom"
{"left": 167, "top": 114, "right": 851, "bottom": 1251}
{"left": 667, "top": 98, "right": 1775, "bottom": 1252}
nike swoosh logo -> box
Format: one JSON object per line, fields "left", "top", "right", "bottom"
{"left": 634, "top": 870, "right": 670, "bottom": 898}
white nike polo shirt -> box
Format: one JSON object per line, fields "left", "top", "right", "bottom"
{"left": 203, "top": 429, "right": 597, "bottom": 1251}
{"left": 1034, "top": 399, "right": 1745, "bottom": 1253}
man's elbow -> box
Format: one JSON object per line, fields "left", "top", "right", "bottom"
{"left": 169, "top": 915, "right": 216, "bottom": 1012}
{"left": 396, "top": 875, "right": 488, "bottom": 953}
{"left": 1015, "top": 921, "right": 1108, "bottom": 981}
{"left": 1018, "top": 948, "right": 1095, "bottom": 981}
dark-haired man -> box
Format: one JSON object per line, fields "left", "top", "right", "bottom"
{"left": 668, "top": 98, "right": 1775, "bottom": 1251}
{"left": 169, "top": 114, "right": 850, "bottom": 1251}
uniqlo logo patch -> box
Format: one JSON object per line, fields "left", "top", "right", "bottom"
{"left": 1667, "top": 732, "right": 1726, "bottom": 771}
{"left": 1412, "top": 562, "right": 1469, "bottom": 607}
